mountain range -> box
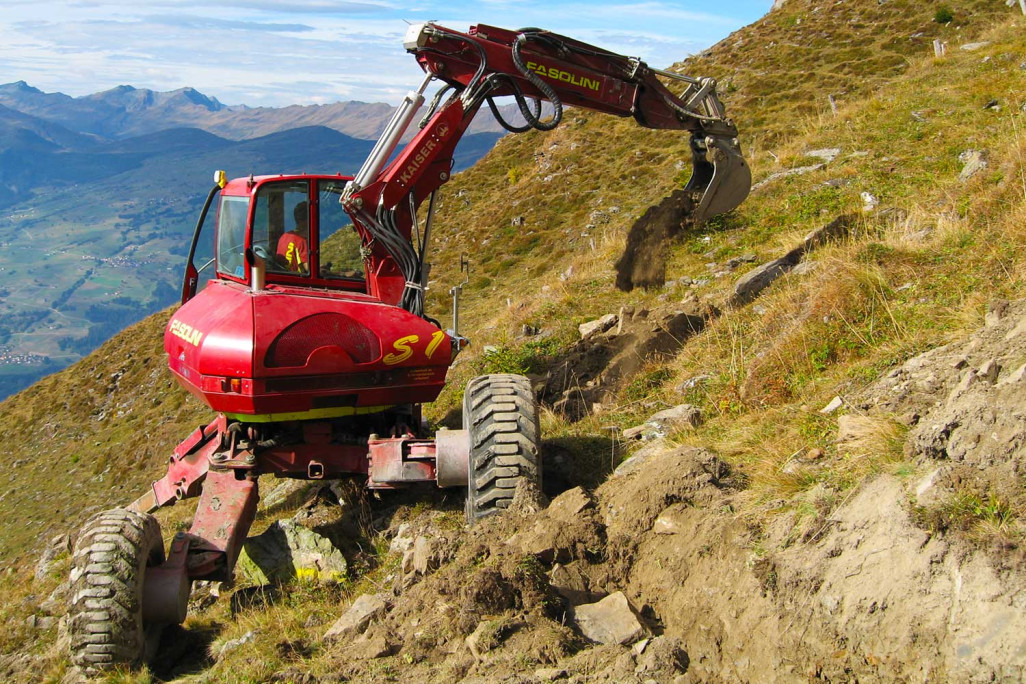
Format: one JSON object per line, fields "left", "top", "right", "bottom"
{"left": 0, "top": 82, "right": 505, "bottom": 399}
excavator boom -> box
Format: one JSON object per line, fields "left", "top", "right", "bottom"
{"left": 340, "top": 23, "right": 750, "bottom": 316}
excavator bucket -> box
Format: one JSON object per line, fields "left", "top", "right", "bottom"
{"left": 685, "top": 134, "right": 752, "bottom": 223}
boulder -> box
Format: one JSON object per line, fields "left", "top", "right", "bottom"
{"left": 729, "top": 215, "right": 853, "bottom": 307}
{"left": 571, "top": 592, "right": 647, "bottom": 645}
{"left": 323, "top": 594, "right": 388, "bottom": 642}
{"left": 236, "top": 519, "right": 348, "bottom": 585}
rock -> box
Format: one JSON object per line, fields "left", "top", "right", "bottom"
{"left": 547, "top": 487, "right": 594, "bottom": 522}
{"left": 804, "top": 448, "right": 826, "bottom": 461}
{"left": 677, "top": 374, "right": 712, "bottom": 393}
{"left": 236, "top": 519, "right": 348, "bottom": 585}
{"left": 986, "top": 299, "right": 1009, "bottom": 327}
{"left": 959, "top": 41, "right": 990, "bottom": 51}
{"left": 730, "top": 215, "right": 853, "bottom": 307}
{"left": 805, "top": 148, "right": 841, "bottom": 163}
{"left": 915, "top": 468, "right": 944, "bottom": 507}
{"left": 731, "top": 258, "right": 793, "bottom": 305}
{"left": 652, "top": 512, "right": 684, "bottom": 535}
{"left": 836, "top": 414, "right": 882, "bottom": 446}
{"left": 978, "top": 359, "right": 1001, "bottom": 384}
{"left": 861, "top": 192, "right": 879, "bottom": 212}
{"left": 350, "top": 630, "right": 394, "bottom": 659}
{"left": 751, "top": 164, "right": 825, "bottom": 192}
{"left": 388, "top": 522, "right": 415, "bottom": 555}
{"left": 35, "top": 534, "right": 71, "bottom": 581}
{"left": 25, "top": 614, "right": 57, "bottom": 630}
{"left": 323, "top": 594, "right": 388, "bottom": 641}
{"left": 820, "top": 396, "right": 844, "bottom": 414}
{"left": 622, "top": 424, "right": 653, "bottom": 441}
{"left": 958, "top": 150, "right": 988, "bottom": 182}
{"left": 262, "top": 479, "right": 318, "bottom": 510}
{"left": 579, "top": 314, "right": 618, "bottom": 339}
{"left": 217, "top": 630, "right": 255, "bottom": 660}
{"left": 571, "top": 592, "right": 648, "bottom": 645}
{"left": 647, "top": 404, "right": 703, "bottom": 430}
{"left": 725, "top": 254, "right": 758, "bottom": 271}
{"left": 412, "top": 535, "right": 437, "bottom": 575}
{"left": 535, "top": 667, "right": 568, "bottom": 681}
{"left": 613, "top": 440, "right": 669, "bottom": 478}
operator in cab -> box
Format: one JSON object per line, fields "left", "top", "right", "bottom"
{"left": 277, "top": 201, "right": 310, "bottom": 274}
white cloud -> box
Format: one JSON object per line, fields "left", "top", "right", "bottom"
{"left": 0, "top": 1, "right": 770, "bottom": 106}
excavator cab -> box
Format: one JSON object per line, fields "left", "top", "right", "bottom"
{"left": 184, "top": 174, "right": 367, "bottom": 301}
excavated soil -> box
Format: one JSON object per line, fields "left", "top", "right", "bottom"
{"left": 614, "top": 190, "right": 698, "bottom": 292}
{"left": 540, "top": 302, "right": 712, "bottom": 422}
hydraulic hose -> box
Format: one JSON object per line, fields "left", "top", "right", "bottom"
{"left": 511, "top": 34, "right": 563, "bottom": 131}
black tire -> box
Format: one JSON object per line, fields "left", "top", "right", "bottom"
{"left": 68, "top": 508, "right": 165, "bottom": 674}
{"left": 463, "top": 374, "right": 542, "bottom": 523}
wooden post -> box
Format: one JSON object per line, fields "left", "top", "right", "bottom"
{"left": 828, "top": 94, "right": 838, "bottom": 116}
{"left": 1019, "top": 0, "right": 1025, "bottom": 16}
{"left": 933, "top": 39, "right": 945, "bottom": 57}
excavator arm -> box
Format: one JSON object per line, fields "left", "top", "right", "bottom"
{"left": 341, "top": 22, "right": 750, "bottom": 314}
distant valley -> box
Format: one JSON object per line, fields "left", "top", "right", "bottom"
{"left": 0, "top": 82, "right": 504, "bottom": 399}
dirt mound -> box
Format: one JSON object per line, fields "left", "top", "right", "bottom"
{"left": 541, "top": 304, "right": 710, "bottom": 421}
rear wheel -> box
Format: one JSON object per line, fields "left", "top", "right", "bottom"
{"left": 68, "top": 508, "right": 165, "bottom": 674}
{"left": 464, "top": 374, "right": 542, "bottom": 523}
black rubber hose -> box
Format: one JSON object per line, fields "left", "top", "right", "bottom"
{"left": 511, "top": 34, "right": 563, "bottom": 131}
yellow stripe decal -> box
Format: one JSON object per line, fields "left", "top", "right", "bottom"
{"left": 225, "top": 405, "right": 393, "bottom": 423}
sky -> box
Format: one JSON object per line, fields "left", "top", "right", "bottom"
{"left": 0, "top": 1, "right": 771, "bottom": 108}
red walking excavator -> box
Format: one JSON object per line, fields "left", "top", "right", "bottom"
{"left": 67, "top": 22, "right": 750, "bottom": 672}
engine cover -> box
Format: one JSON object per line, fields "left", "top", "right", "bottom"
{"left": 165, "top": 280, "right": 452, "bottom": 420}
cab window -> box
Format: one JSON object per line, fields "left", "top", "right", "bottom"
{"left": 215, "top": 195, "right": 249, "bottom": 279}
{"left": 252, "top": 181, "right": 310, "bottom": 276}
{"left": 317, "top": 180, "right": 365, "bottom": 281}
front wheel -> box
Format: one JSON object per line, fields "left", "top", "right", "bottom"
{"left": 68, "top": 508, "right": 165, "bottom": 674}
{"left": 463, "top": 374, "right": 542, "bottom": 523}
